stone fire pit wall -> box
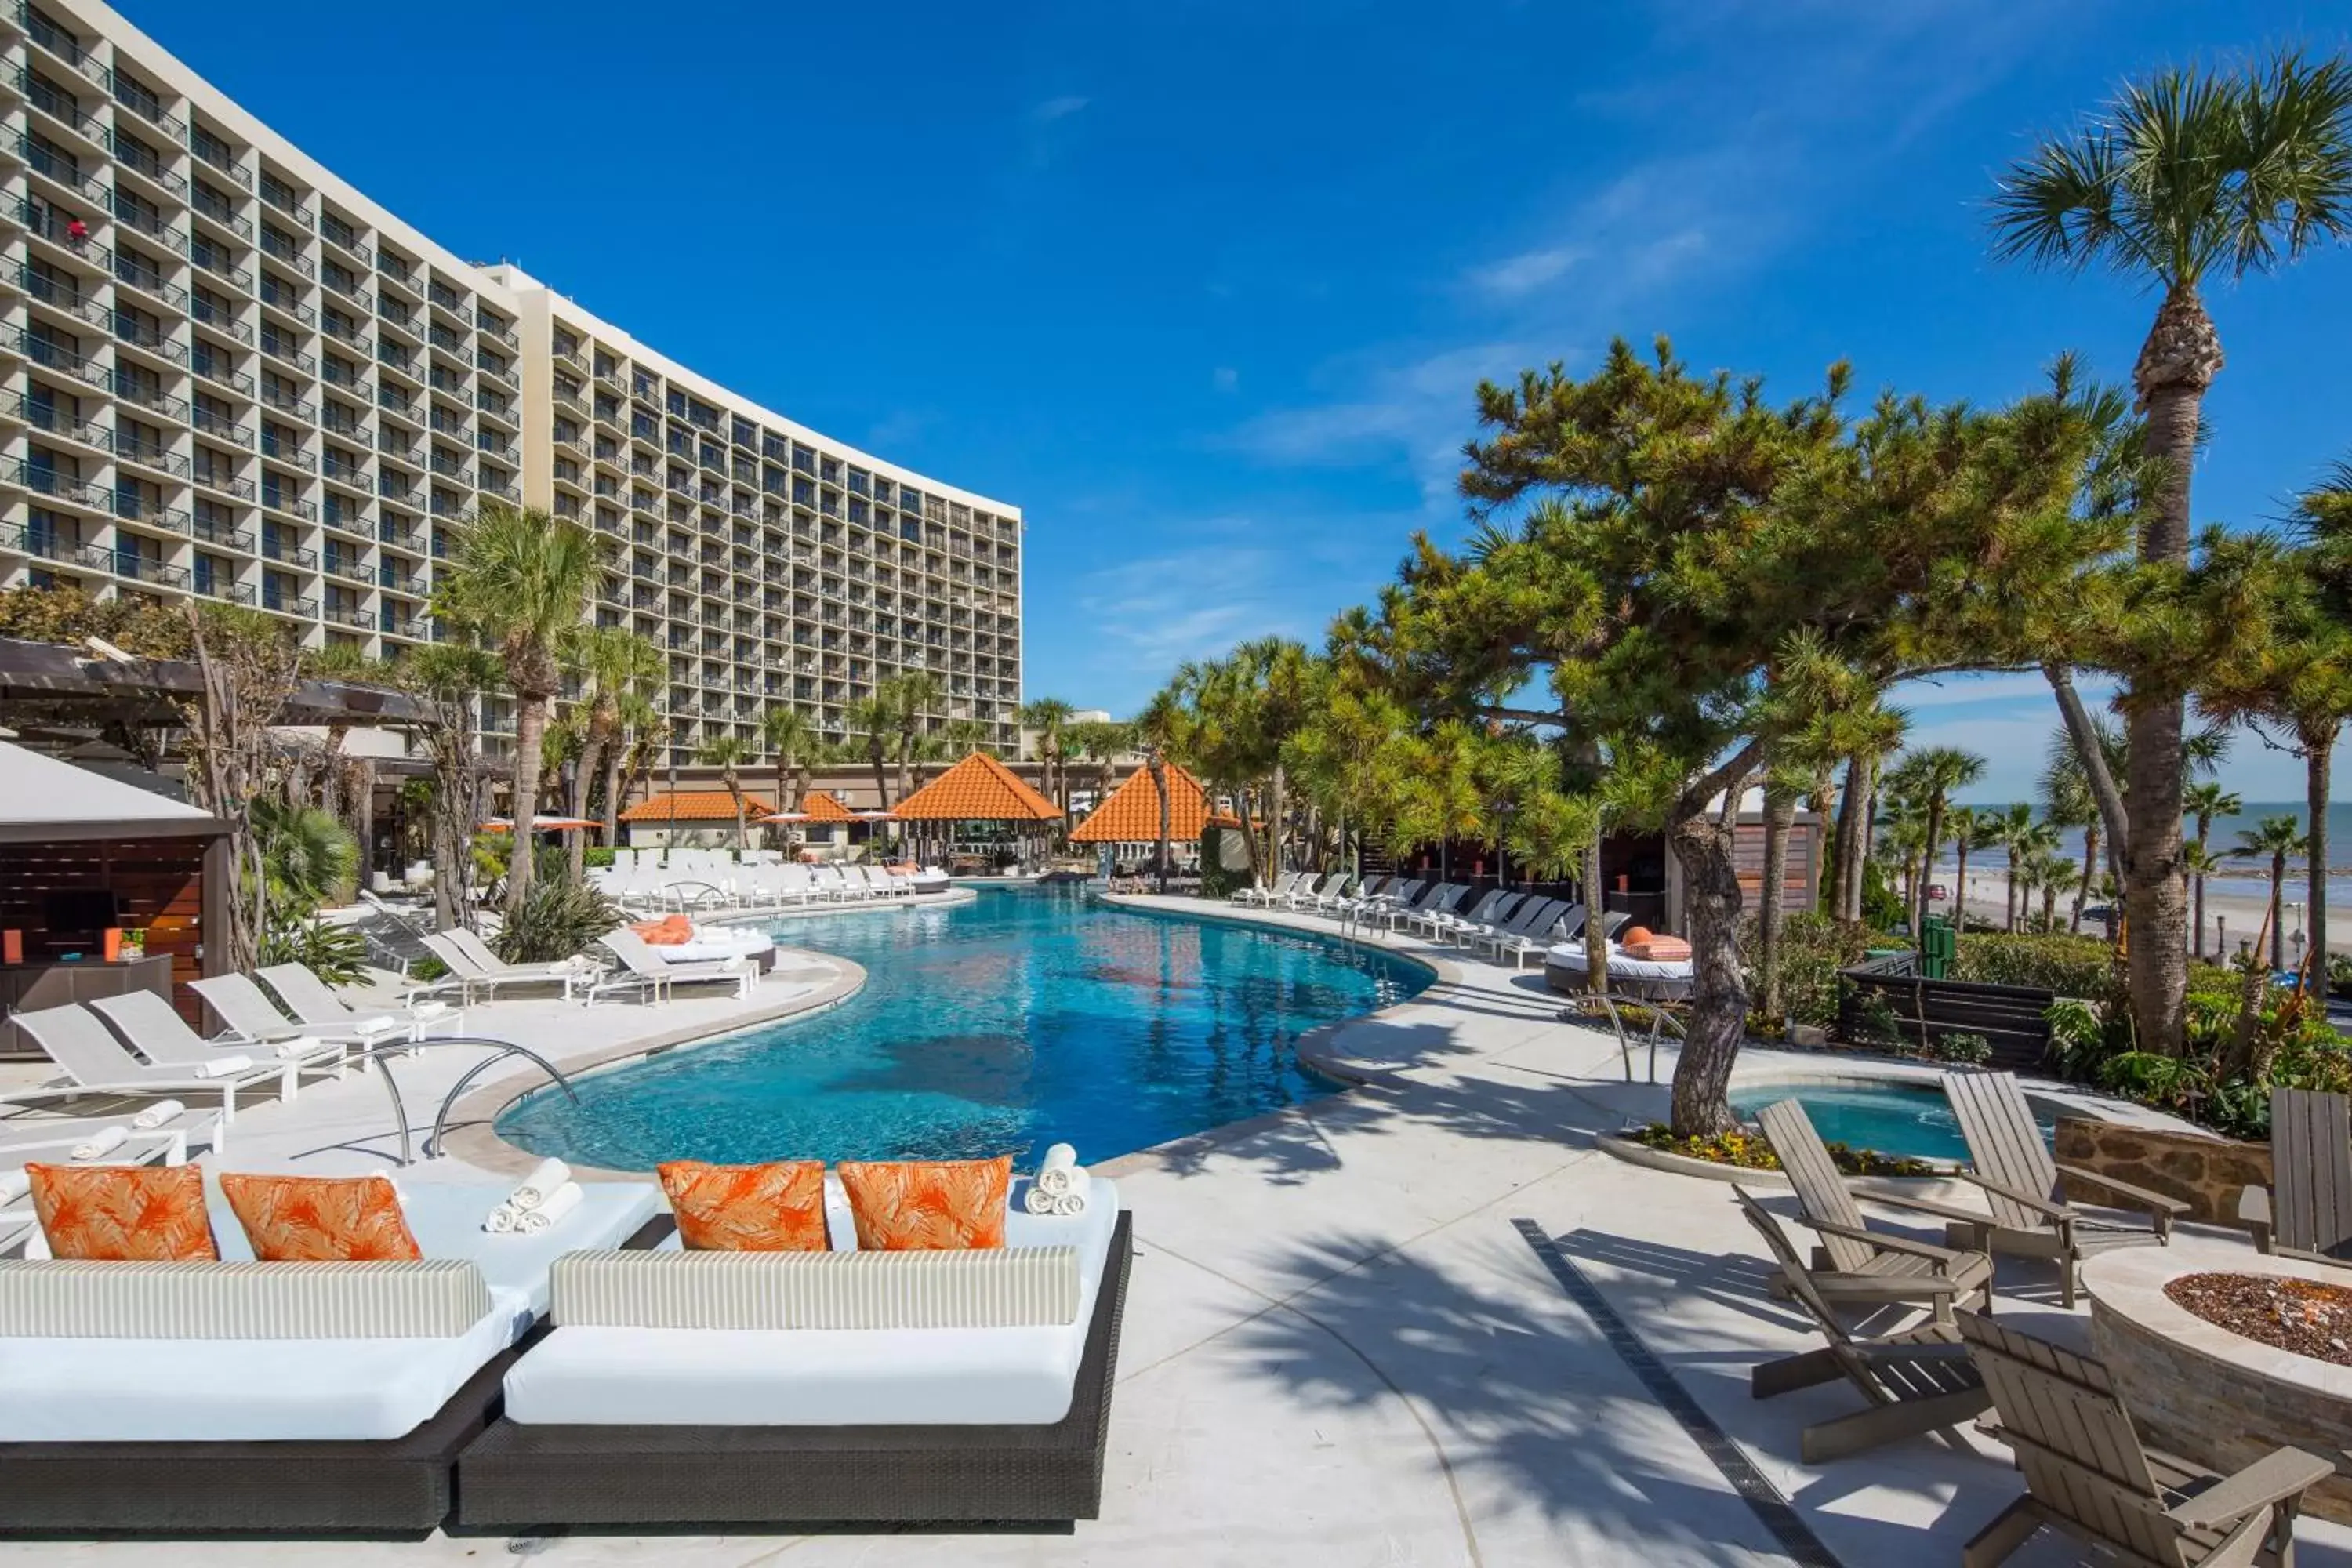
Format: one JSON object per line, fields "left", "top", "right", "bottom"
{"left": 2054, "top": 1117, "right": 2270, "bottom": 1227}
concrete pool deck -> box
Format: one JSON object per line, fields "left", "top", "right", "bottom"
{"left": 3, "top": 891, "right": 2345, "bottom": 1566}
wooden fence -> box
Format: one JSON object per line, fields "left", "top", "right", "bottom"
{"left": 1836, "top": 950, "right": 2054, "bottom": 1073}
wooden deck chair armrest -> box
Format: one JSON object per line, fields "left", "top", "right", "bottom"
{"left": 1843, "top": 1185, "right": 2001, "bottom": 1226}
{"left": 2165, "top": 1446, "right": 2339, "bottom": 1529}
{"left": 2236, "top": 1183, "right": 2275, "bottom": 1251}
{"left": 1953, "top": 1171, "right": 2071, "bottom": 1221}
{"left": 2053, "top": 1162, "right": 2190, "bottom": 1223}
{"left": 1789, "top": 1216, "right": 1973, "bottom": 1270}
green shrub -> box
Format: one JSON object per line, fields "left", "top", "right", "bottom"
{"left": 1933, "top": 1032, "right": 1993, "bottom": 1065}
{"left": 258, "top": 916, "right": 368, "bottom": 985}
{"left": 1951, "top": 931, "right": 2116, "bottom": 999}
{"left": 1630, "top": 1122, "right": 1933, "bottom": 1178}
{"left": 1860, "top": 858, "right": 1905, "bottom": 931}
{"left": 1197, "top": 840, "right": 1249, "bottom": 899}
{"left": 585, "top": 846, "right": 615, "bottom": 869}
{"left": 1737, "top": 911, "right": 1893, "bottom": 1029}
{"left": 495, "top": 879, "right": 622, "bottom": 964}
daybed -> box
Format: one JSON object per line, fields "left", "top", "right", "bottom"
{"left": 0, "top": 1178, "right": 664, "bottom": 1536}
{"left": 457, "top": 1176, "right": 1132, "bottom": 1530}
{"left": 1541, "top": 939, "right": 1697, "bottom": 1001}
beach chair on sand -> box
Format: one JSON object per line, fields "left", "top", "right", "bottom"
{"left": 2240, "top": 1087, "right": 2352, "bottom": 1267}
{"left": 1734, "top": 1186, "right": 1990, "bottom": 1463}
{"left": 1753, "top": 1098, "right": 1994, "bottom": 1319}
{"left": 1942, "top": 1070, "right": 2184, "bottom": 1309}
{"left": 1954, "top": 1307, "right": 2332, "bottom": 1568}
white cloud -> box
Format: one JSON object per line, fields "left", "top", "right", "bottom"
{"left": 1029, "top": 95, "right": 1089, "bottom": 124}
{"left": 1075, "top": 545, "right": 1315, "bottom": 674}
{"left": 1465, "top": 245, "right": 1585, "bottom": 298}
{"left": 1889, "top": 671, "right": 2120, "bottom": 710}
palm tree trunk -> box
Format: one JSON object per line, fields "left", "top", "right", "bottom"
{"left": 601, "top": 743, "right": 625, "bottom": 848}
{"left": 2070, "top": 824, "right": 2099, "bottom": 935}
{"left": 1268, "top": 764, "right": 1286, "bottom": 875}
{"left": 1918, "top": 800, "right": 1946, "bottom": 934}
{"left": 1151, "top": 757, "right": 1171, "bottom": 895}
{"left": 567, "top": 739, "right": 597, "bottom": 884}
{"left": 871, "top": 749, "right": 891, "bottom": 810}
{"left": 1807, "top": 761, "right": 1835, "bottom": 913}
{"left": 2005, "top": 847, "right": 2020, "bottom": 933}
{"left": 1831, "top": 755, "right": 1867, "bottom": 923}
{"left": 1955, "top": 840, "right": 1971, "bottom": 930}
{"left": 1667, "top": 811, "right": 1748, "bottom": 1135}
{"left": 506, "top": 693, "right": 549, "bottom": 913}
{"left": 2271, "top": 854, "right": 2288, "bottom": 971}
{"left": 1582, "top": 835, "right": 1608, "bottom": 997}
{"left": 2308, "top": 731, "right": 2334, "bottom": 985}
{"left": 1758, "top": 781, "right": 1797, "bottom": 1018}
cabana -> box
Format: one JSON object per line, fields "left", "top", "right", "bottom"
{"left": 1069, "top": 762, "right": 1236, "bottom": 875}
{"left": 617, "top": 789, "right": 775, "bottom": 851}
{"left": 889, "top": 751, "right": 1062, "bottom": 871}
{"left": 0, "top": 740, "right": 229, "bottom": 1054}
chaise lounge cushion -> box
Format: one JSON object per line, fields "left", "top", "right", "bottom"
{"left": 500, "top": 1178, "right": 1120, "bottom": 1428}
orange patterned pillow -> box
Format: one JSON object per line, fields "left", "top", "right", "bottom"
{"left": 219, "top": 1172, "right": 422, "bottom": 1261}
{"left": 657, "top": 1160, "right": 829, "bottom": 1251}
{"left": 837, "top": 1156, "right": 1011, "bottom": 1251}
{"left": 27, "top": 1162, "right": 218, "bottom": 1261}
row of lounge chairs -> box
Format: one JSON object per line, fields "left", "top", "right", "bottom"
{"left": 1732, "top": 1073, "right": 2339, "bottom": 1563}
{"left": 592, "top": 860, "right": 918, "bottom": 915}
{"left": 1232, "top": 873, "right": 1630, "bottom": 967}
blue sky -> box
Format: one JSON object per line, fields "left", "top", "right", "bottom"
{"left": 126, "top": 0, "right": 2352, "bottom": 804}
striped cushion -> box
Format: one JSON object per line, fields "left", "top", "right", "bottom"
{"left": 0, "top": 1258, "right": 492, "bottom": 1339}
{"left": 551, "top": 1244, "right": 1080, "bottom": 1330}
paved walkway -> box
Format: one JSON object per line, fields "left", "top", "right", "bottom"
{"left": 9, "top": 893, "right": 2351, "bottom": 1566}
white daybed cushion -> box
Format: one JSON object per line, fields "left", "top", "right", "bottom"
{"left": 502, "top": 1177, "right": 1120, "bottom": 1427}
{"left": 550, "top": 1245, "right": 1080, "bottom": 1330}
{"left": 1542, "top": 941, "right": 1697, "bottom": 982}
{"left": 660, "top": 928, "right": 774, "bottom": 965}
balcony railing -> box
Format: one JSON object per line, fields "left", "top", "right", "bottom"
{"left": 194, "top": 575, "right": 254, "bottom": 604}
{"left": 24, "top": 71, "right": 106, "bottom": 142}
{"left": 192, "top": 469, "right": 255, "bottom": 501}
{"left": 257, "top": 386, "right": 314, "bottom": 420}
{"left": 259, "top": 432, "right": 315, "bottom": 472}
{"left": 318, "top": 223, "right": 370, "bottom": 267}
{"left": 376, "top": 389, "right": 422, "bottom": 423}
{"left": 322, "top": 550, "right": 370, "bottom": 582}
{"left": 260, "top": 534, "right": 318, "bottom": 568}
{"left": 257, "top": 278, "right": 315, "bottom": 326}
{"left": 258, "top": 336, "right": 316, "bottom": 375}
{"left": 115, "top": 437, "right": 188, "bottom": 477}
{"left": 111, "top": 553, "right": 189, "bottom": 588}
{"left": 114, "top": 82, "right": 187, "bottom": 143}
{"left": 475, "top": 357, "right": 518, "bottom": 390}
{"left": 321, "top": 456, "right": 372, "bottom": 490}
{"left": 114, "top": 492, "right": 191, "bottom": 532}
{"left": 260, "top": 590, "right": 318, "bottom": 617}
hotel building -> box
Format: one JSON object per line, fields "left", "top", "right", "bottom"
{"left": 0, "top": 0, "right": 1025, "bottom": 762}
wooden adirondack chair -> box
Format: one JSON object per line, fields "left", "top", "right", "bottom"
{"left": 1752, "top": 1098, "right": 1994, "bottom": 1319}
{"left": 2239, "top": 1087, "right": 2352, "bottom": 1267}
{"left": 1941, "top": 1070, "right": 2187, "bottom": 1308}
{"left": 1955, "top": 1308, "right": 2332, "bottom": 1568}
{"left": 1733, "top": 1186, "right": 1990, "bottom": 1462}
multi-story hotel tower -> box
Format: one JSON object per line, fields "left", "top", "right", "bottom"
{"left": 0, "top": 0, "right": 1025, "bottom": 761}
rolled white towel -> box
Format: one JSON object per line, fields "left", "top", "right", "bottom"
{"left": 353, "top": 1014, "right": 404, "bottom": 1036}
{"left": 131, "top": 1099, "right": 186, "bottom": 1131}
{"left": 408, "top": 1001, "right": 452, "bottom": 1022}
{"left": 507, "top": 1157, "right": 570, "bottom": 1211}
{"left": 71, "top": 1125, "right": 129, "bottom": 1161}
{"left": 270, "top": 1035, "right": 327, "bottom": 1059}
{"left": 192, "top": 1054, "right": 252, "bottom": 1078}
{"left": 481, "top": 1202, "right": 518, "bottom": 1234}
{"left": 1022, "top": 1183, "right": 1058, "bottom": 1216}
{"left": 1034, "top": 1143, "right": 1080, "bottom": 1199}
{"left": 0, "top": 1170, "right": 31, "bottom": 1205}
{"left": 517, "top": 1181, "right": 584, "bottom": 1234}
{"left": 1051, "top": 1189, "right": 1087, "bottom": 1218}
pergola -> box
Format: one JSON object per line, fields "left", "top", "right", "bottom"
{"left": 888, "top": 751, "right": 1062, "bottom": 869}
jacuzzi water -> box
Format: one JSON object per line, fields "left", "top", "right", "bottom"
{"left": 497, "top": 884, "right": 1428, "bottom": 1170}
{"left": 1728, "top": 1079, "right": 2058, "bottom": 1163}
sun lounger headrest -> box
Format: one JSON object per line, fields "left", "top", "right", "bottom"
{"left": 0, "top": 1258, "right": 492, "bottom": 1338}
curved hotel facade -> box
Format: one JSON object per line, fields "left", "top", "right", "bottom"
{"left": 0, "top": 0, "right": 1025, "bottom": 759}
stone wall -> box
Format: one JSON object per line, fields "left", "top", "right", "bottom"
{"left": 2053, "top": 1117, "right": 2270, "bottom": 1227}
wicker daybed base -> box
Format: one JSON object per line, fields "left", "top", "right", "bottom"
{"left": 0, "top": 1212, "right": 678, "bottom": 1537}
{"left": 454, "top": 1211, "right": 1134, "bottom": 1531}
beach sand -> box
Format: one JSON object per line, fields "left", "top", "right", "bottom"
{"left": 1925, "top": 861, "right": 2344, "bottom": 960}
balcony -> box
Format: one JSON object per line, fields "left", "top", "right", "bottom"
{"left": 257, "top": 386, "right": 314, "bottom": 422}
{"left": 190, "top": 404, "right": 252, "bottom": 442}
{"left": 114, "top": 435, "right": 189, "bottom": 477}
{"left": 18, "top": 263, "right": 108, "bottom": 328}
{"left": 260, "top": 590, "right": 317, "bottom": 618}
{"left": 475, "top": 437, "right": 520, "bottom": 465}
{"left": 258, "top": 337, "right": 315, "bottom": 377}
{"left": 426, "top": 367, "right": 467, "bottom": 397}
{"left": 15, "top": 397, "right": 109, "bottom": 448}
{"left": 322, "top": 604, "right": 373, "bottom": 631}
{"left": 113, "top": 316, "right": 188, "bottom": 368}
{"left": 375, "top": 350, "right": 422, "bottom": 391}
{"left": 260, "top": 534, "right": 318, "bottom": 568}
{"left": 194, "top": 575, "right": 253, "bottom": 604}
{"left": 20, "top": 5, "right": 107, "bottom": 84}
{"left": 192, "top": 516, "right": 252, "bottom": 552}
{"left": 21, "top": 133, "right": 107, "bottom": 205}
{"left": 378, "top": 564, "right": 427, "bottom": 596}
{"left": 114, "top": 492, "right": 191, "bottom": 533}
{"left": 382, "top": 614, "right": 427, "bottom": 640}
{"left": 321, "top": 454, "right": 372, "bottom": 491}
{"left": 377, "top": 517, "right": 426, "bottom": 552}
{"left": 320, "top": 318, "right": 368, "bottom": 352}
{"left": 107, "top": 196, "right": 186, "bottom": 253}
{"left": 192, "top": 469, "right": 254, "bottom": 501}
{"left": 188, "top": 352, "right": 252, "bottom": 397}
{"left": 188, "top": 289, "right": 252, "bottom": 342}
{"left": 257, "top": 277, "right": 315, "bottom": 327}
{"left": 426, "top": 323, "right": 467, "bottom": 354}
{"left": 111, "top": 553, "right": 190, "bottom": 588}
{"left": 9, "top": 459, "right": 107, "bottom": 509}
{"left": 474, "top": 357, "right": 518, "bottom": 390}
{"left": 259, "top": 432, "right": 315, "bottom": 473}
{"left": 318, "top": 223, "right": 370, "bottom": 268}
{"left": 187, "top": 245, "right": 252, "bottom": 292}
{"left": 481, "top": 318, "right": 520, "bottom": 350}
{"left": 323, "top": 549, "right": 370, "bottom": 583}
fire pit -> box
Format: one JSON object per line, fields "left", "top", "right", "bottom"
{"left": 2086, "top": 1243, "right": 2352, "bottom": 1524}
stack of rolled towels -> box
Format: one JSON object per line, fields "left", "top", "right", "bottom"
{"left": 1024, "top": 1143, "right": 1091, "bottom": 1218}
{"left": 482, "top": 1156, "right": 586, "bottom": 1234}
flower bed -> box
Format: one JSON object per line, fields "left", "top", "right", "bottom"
{"left": 1628, "top": 1123, "right": 1933, "bottom": 1178}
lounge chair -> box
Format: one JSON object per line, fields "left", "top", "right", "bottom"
{"left": 256, "top": 962, "right": 464, "bottom": 1043}
{"left": 2239, "top": 1086, "right": 2352, "bottom": 1266}
{"left": 1473, "top": 898, "right": 1570, "bottom": 966}
{"left": 1445, "top": 891, "right": 1530, "bottom": 948}
{"left": 1734, "top": 1185, "right": 1990, "bottom": 1462}
{"left": 1954, "top": 1307, "right": 2332, "bottom": 1567}
{"left": 1429, "top": 888, "right": 1519, "bottom": 945}
{"left": 585, "top": 927, "right": 755, "bottom": 1006}
{"left": 1278, "top": 872, "right": 1337, "bottom": 911}
{"left": 1941, "top": 1070, "right": 2185, "bottom": 1309}
{"left": 6, "top": 1003, "right": 289, "bottom": 1130}
{"left": 1752, "top": 1098, "right": 1994, "bottom": 1319}
{"left": 191, "top": 973, "right": 392, "bottom": 1051}
{"left": 1353, "top": 877, "right": 1421, "bottom": 920}
{"left": 1399, "top": 883, "right": 1468, "bottom": 936}
{"left": 1236, "top": 870, "right": 1302, "bottom": 907}
{"left": 421, "top": 932, "right": 585, "bottom": 1004}
{"left": 1302, "top": 874, "right": 1359, "bottom": 914}
{"left": 86, "top": 991, "right": 347, "bottom": 1092}
{"left": 0, "top": 1104, "right": 222, "bottom": 1169}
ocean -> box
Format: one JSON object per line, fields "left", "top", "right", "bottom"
{"left": 1952, "top": 800, "right": 2352, "bottom": 905}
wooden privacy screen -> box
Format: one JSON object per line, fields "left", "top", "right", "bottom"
{"left": 0, "top": 837, "right": 208, "bottom": 1023}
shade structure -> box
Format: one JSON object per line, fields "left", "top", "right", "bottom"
{"left": 797, "top": 791, "right": 856, "bottom": 824}
{"left": 853, "top": 809, "right": 898, "bottom": 822}
{"left": 1069, "top": 761, "right": 1232, "bottom": 844}
{"left": 757, "top": 811, "right": 815, "bottom": 826}
{"left": 619, "top": 790, "right": 776, "bottom": 824}
{"left": 890, "top": 751, "right": 1061, "bottom": 822}
{"left": 481, "top": 815, "right": 599, "bottom": 833}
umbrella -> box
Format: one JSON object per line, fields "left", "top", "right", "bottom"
{"left": 758, "top": 811, "right": 815, "bottom": 825}
{"left": 480, "top": 815, "right": 600, "bottom": 833}
{"left": 853, "top": 810, "right": 898, "bottom": 821}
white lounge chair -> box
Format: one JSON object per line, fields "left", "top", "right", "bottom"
{"left": 586, "top": 927, "right": 755, "bottom": 1006}
{"left": 1428, "top": 888, "right": 1518, "bottom": 944}
{"left": 255, "top": 962, "right": 465, "bottom": 1044}
{"left": 1239, "top": 871, "right": 1305, "bottom": 908}
{"left": 87, "top": 991, "right": 348, "bottom": 1091}
{"left": 0, "top": 1102, "right": 223, "bottom": 1168}
{"left": 1279, "top": 873, "right": 1337, "bottom": 911}
{"left": 190, "top": 973, "right": 413, "bottom": 1058}
{"left": 1403, "top": 885, "right": 1472, "bottom": 938}
{"left": 7, "top": 1003, "right": 289, "bottom": 1128}
{"left": 1476, "top": 899, "right": 1574, "bottom": 967}
{"left": 422, "top": 932, "right": 585, "bottom": 1004}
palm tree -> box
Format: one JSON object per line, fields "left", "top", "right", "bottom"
{"left": 1132, "top": 689, "right": 1187, "bottom": 893}
{"left": 2182, "top": 779, "right": 2243, "bottom": 957}
{"left": 561, "top": 625, "right": 662, "bottom": 866}
{"left": 844, "top": 693, "right": 895, "bottom": 808}
{"left": 2235, "top": 815, "right": 2309, "bottom": 970}
{"left": 1883, "top": 745, "right": 1986, "bottom": 932}
{"left": 1065, "top": 720, "right": 1131, "bottom": 817}
{"left": 1993, "top": 51, "right": 2352, "bottom": 1049}
{"left": 1947, "top": 806, "right": 1983, "bottom": 928}
{"left": 2039, "top": 728, "right": 2103, "bottom": 933}
{"left": 761, "top": 706, "right": 817, "bottom": 816}
{"left": 1017, "top": 697, "right": 1076, "bottom": 826}
{"left": 1828, "top": 701, "right": 1908, "bottom": 922}
{"left": 430, "top": 503, "right": 604, "bottom": 913}
{"left": 2182, "top": 840, "right": 2225, "bottom": 958}
{"left": 698, "top": 734, "right": 754, "bottom": 854}
{"left": 1990, "top": 802, "right": 2037, "bottom": 932}
{"left": 880, "top": 671, "right": 945, "bottom": 803}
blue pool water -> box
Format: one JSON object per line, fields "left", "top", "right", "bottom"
{"left": 497, "top": 884, "right": 1428, "bottom": 1171}
{"left": 1728, "top": 1080, "right": 2058, "bottom": 1164}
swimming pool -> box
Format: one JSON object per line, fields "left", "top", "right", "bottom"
{"left": 1727, "top": 1078, "right": 2059, "bottom": 1164}
{"left": 497, "top": 884, "right": 1428, "bottom": 1170}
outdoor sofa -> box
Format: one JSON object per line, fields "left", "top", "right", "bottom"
{"left": 457, "top": 1174, "right": 1133, "bottom": 1531}
{"left": 0, "top": 1178, "right": 666, "bottom": 1536}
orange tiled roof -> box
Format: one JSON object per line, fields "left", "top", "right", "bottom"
{"left": 1070, "top": 762, "right": 1235, "bottom": 843}
{"left": 891, "top": 750, "right": 1062, "bottom": 822}
{"left": 619, "top": 789, "right": 775, "bottom": 823}
{"left": 797, "top": 789, "right": 855, "bottom": 823}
